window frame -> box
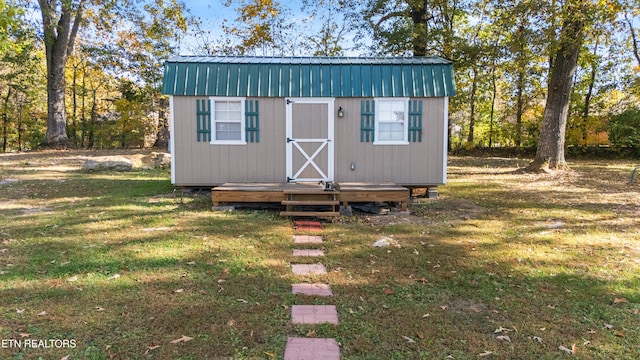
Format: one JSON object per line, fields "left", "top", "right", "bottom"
{"left": 210, "top": 97, "right": 247, "bottom": 145}
{"left": 373, "top": 97, "right": 410, "bottom": 145}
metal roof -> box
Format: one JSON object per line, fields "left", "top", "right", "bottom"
{"left": 162, "top": 56, "right": 456, "bottom": 98}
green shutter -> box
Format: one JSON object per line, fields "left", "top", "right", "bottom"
{"left": 196, "top": 99, "right": 211, "bottom": 142}
{"left": 245, "top": 100, "right": 260, "bottom": 143}
{"left": 408, "top": 100, "right": 423, "bottom": 142}
{"left": 360, "top": 100, "right": 375, "bottom": 142}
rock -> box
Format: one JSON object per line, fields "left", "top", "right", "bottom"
{"left": 373, "top": 237, "right": 394, "bottom": 248}
{"left": 140, "top": 152, "right": 171, "bottom": 169}
{"left": 83, "top": 157, "right": 133, "bottom": 171}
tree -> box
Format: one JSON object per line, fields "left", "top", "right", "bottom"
{"left": 1, "top": 1, "right": 46, "bottom": 152}
{"left": 608, "top": 108, "right": 640, "bottom": 148}
{"left": 38, "top": 0, "right": 85, "bottom": 148}
{"left": 221, "top": 0, "right": 289, "bottom": 55}
{"left": 363, "top": 0, "right": 465, "bottom": 57}
{"left": 0, "top": 0, "right": 21, "bottom": 52}
{"left": 528, "top": 0, "right": 594, "bottom": 170}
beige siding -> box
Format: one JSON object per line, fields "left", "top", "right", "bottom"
{"left": 172, "top": 96, "right": 286, "bottom": 186}
{"left": 172, "top": 96, "right": 446, "bottom": 186}
{"left": 333, "top": 98, "right": 446, "bottom": 186}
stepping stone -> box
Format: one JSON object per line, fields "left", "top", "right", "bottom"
{"left": 294, "top": 220, "right": 322, "bottom": 227}
{"left": 291, "top": 263, "right": 327, "bottom": 275}
{"left": 292, "top": 283, "right": 333, "bottom": 297}
{"left": 293, "top": 235, "right": 323, "bottom": 244}
{"left": 291, "top": 305, "right": 338, "bottom": 324}
{"left": 294, "top": 220, "right": 323, "bottom": 233}
{"left": 292, "top": 249, "right": 325, "bottom": 257}
{"left": 284, "top": 337, "right": 340, "bottom": 360}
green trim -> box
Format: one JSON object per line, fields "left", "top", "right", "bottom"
{"left": 408, "top": 100, "right": 423, "bottom": 142}
{"left": 196, "top": 99, "right": 211, "bottom": 142}
{"left": 245, "top": 100, "right": 260, "bottom": 143}
{"left": 163, "top": 56, "right": 457, "bottom": 97}
{"left": 360, "top": 100, "right": 375, "bottom": 142}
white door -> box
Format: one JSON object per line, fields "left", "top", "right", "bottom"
{"left": 286, "top": 98, "right": 334, "bottom": 182}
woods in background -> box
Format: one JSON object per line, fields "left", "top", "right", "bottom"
{"left": 1, "top": 0, "right": 639, "bottom": 157}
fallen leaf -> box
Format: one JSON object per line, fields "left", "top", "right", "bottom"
{"left": 416, "top": 277, "right": 429, "bottom": 283}
{"left": 496, "top": 335, "right": 511, "bottom": 342}
{"left": 237, "top": 298, "right": 248, "bottom": 304}
{"left": 384, "top": 287, "right": 394, "bottom": 295}
{"left": 96, "top": 306, "right": 105, "bottom": 312}
{"left": 37, "top": 311, "right": 47, "bottom": 316}
{"left": 107, "top": 274, "right": 120, "bottom": 280}
{"left": 440, "top": 305, "right": 449, "bottom": 310}
{"left": 416, "top": 332, "right": 425, "bottom": 340}
{"left": 559, "top": 345, "right": 573, "bottom": 355}
{"left": 19, "top": 333, "right": 30, "bottom": 338}
{"left": 614, "top": 330, "right": 625, "bottom": 337}
{"left": 144, "top": 344, "right": 160, "bottom": 355}
{"left": 186, "top": 261, "right": 196, "bottom": 265}
{"left": 478, "top": 351, "right": 493, "bottom": 357}
{"left": 174, "top": 289, "right": 184, "bottom": 293}
{"left": 402, "top": 335, "right": 416, "bottom": 343}
{"left": 61, "top": 356, "right": 70, "bottom": 360}
{"left": 413, "top": 249, "right": 419, "bottom": 255}
{"left": 16, "top": 308, "right": 25, "bottom": 313}
{"left": 0, "top": 248, "right": 7, "bottom": 253}
{"left": 530, "top": 336, "right": 543, "bottom": 343}
{"left": 494, "top": 326, "right": 513, "bottom": 334}
{"left": 422, "top": 313, "right": 430, "bottom": 318}
{"left": 613, "top": 298, "right": 628, "bottom": 304}
{"left": 604, "top": 323, "right": 614, "bottom": 330}
{"left": 264, "top": 352, "right": 275, "bottom": 357}
{"left": 170, "top": 335, "right": 193, "bottom": 344}
{"left": 306, "top": 329, "right": 317, "bottom": 337}
{"left": 586, "top": 329, "right": 596, "bottom": 334}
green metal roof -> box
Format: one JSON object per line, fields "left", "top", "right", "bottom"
{"left": 162, "top": 56, "right": 456, "bottom": 98}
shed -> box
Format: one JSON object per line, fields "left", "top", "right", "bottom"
{"left": 162, "top": 56, "right": 456, "bottom": 214}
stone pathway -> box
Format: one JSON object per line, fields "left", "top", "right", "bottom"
{"left": 284, "top": 219, "right": 340, "bottom": 360}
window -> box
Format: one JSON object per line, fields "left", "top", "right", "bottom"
{"left": 211, "top": 98, "right": 246, "bottom": 144}
{"left": 374, "top": 98, "right": 409, "bottom": 145}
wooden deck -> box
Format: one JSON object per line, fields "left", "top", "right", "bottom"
{"left": 211, "top": 182, "right": 410, "bottom": 213}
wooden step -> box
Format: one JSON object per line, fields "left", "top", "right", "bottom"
{"left": 283, "top": 189, "right": 339, "bottom": 194}
{"left": 281, "top": 200, "right": 340, "bottom": 206}
{"left": 280, "top": 211, "right": 340, "bottom": 217}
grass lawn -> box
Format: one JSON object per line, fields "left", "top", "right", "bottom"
{"left": 0, "top": 151, "right": 639, "bottom": 359}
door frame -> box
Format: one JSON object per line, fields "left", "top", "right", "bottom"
{"left": 285, "top": 97, "right": 335, "bottom": 182}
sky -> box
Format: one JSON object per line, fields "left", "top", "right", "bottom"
{"left": 176, "top": 0, "right": 362, "bottom": 56}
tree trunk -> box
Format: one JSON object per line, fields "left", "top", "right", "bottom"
{"left": 489, "top": 66, "right": 497, "bottom": 148}
{"left": 153, "top": 97, "right": 170, "bottom": 149}
{"left": 582, "top": 38, "right": 599, "bottom": 145}
{"left": 2, "top": 88, "right": 10, "bottom": 153}
{"left": 38, "top": 0, "right": 85, "bottom": 149}
{"left": 467, "top": 66, "right": 478, "bottom": 144}
{"left": 528, "top": 5, "right": 585, "bottom": 171}
{"left": 42, "top": 60, "right": 71, "bottom": 148}
{"left": 515, "top": 69, "right": 525, "bottom": 148}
